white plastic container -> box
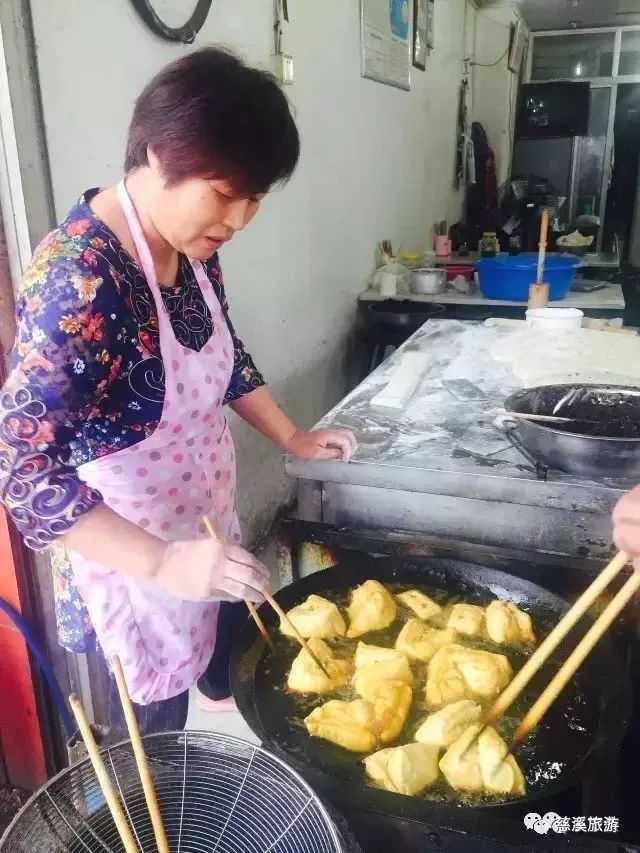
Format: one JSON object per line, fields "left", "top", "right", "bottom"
{"left": 525, "top": 307, "right": 584, "bottom": 331}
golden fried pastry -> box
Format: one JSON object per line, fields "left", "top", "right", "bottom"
{"left": 365, "top": 743, "right": 440, "bottom": 795}
{"left": 304, "top": 699, "right": 378, "bottom": 753}
{"left": 347, "top": 580, "right": 397, "bottom": 638}
{"left": 477, "top": 727, "right": 526, "bottom": 796}
{"left": 439, "top": 724, "right": 484, "bottom": 792}
{"left": 485, "top": 600, "right": 535, "bottom": 646}
{"left": 446, "top": 603, "right": 485, "bottom": 637}
{"left": 396, "top": 590, "right": 441, "bottom": 622}
{"left": 395, "top": 618, "right": 457, "bottom": 662}
{"left": 425, "top": 644, "right": 512, "bottom": 708}
{"left": 280, "top": 594, "right": 347, "bottom": 640}
{"left": 414, "top": 699, "right": 482, "bottom": 748}
{"left": 287, "top": 638, "right": 351, "bottom": 694}
{"left": 357, "top": 679, "right": 413, "bottom": 744}
{"left": 353, "top": 642, "right": 413, "bottom": 691}
{"left": 439, "top": 725, "right": 526, "bottom": 796}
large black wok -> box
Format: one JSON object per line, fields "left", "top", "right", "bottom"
{"left": 504, "top": 384, "right": 640, "bottom": 479}
{"left": 231, "top": 556, "right": 631, "bottom": 825}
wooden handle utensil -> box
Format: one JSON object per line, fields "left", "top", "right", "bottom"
{"left": 69, "top": 694, "right": 141, "bottom": 853}
{"left": 202, "top": 515, "right": 272, "bottom": 648}
{"left": 111, "top": 657, "right": 170, "bottom": 853}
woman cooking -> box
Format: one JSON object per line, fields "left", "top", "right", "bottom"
{"left": 0, "top": 47, "right": 356, "bottom": 738}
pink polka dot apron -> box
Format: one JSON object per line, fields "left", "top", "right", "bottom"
{"left": 69, "top": 179, "right": 240, "bottom": 705}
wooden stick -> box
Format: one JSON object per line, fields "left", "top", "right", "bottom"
{"left": 488, "top": 408, "right": 576, "bottom": 424}
{"left": 261, "top": 589, "right": 333, "bottom": 678}
{"left": 536, "top": 207, "right": 549, "bottom": 285}
{"left": 514, "top": 568, "right": 640, "bottom": 743}
{"left": 202, "top": 515, "right": 273, "bottom": 649}
{"left": 483, "top": 551, "right": 628, "bottom": 729}
{"left": 68, "top": 694, "right": 140, "bottom": 853}
{"left": 111, "top": 657, "right": 170, "bottom": 853}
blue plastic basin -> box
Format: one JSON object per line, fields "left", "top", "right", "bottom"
{"left": 475, "top": 253, "right": 581, "bottom": 301}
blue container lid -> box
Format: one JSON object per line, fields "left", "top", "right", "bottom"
{"left": 475, "top": 253, "right": 582, "bottom": 271}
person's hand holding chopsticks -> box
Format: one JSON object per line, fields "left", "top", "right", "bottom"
{"left": 613, "top": 485, "right": 640, "bottom": 559}
{"left": 153, "top": 537, "right": 271, "bottom": 602}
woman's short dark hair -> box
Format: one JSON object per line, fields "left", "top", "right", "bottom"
{"left": 125, "top": 47, "right": 300, "bottom": 197}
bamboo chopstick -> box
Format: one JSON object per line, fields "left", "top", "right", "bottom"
{"left": 202, "top": 515, "right": 273, "bottom": 649}
{"left": 536, "top": 207, "right": 549, "bottom": 286}
{"left": 68, "top": 694, "right": 140, "bottom": 853}
{"left": 260, "top": 589, "right": 333, "bottom": 678}
{"left": 111, "top": 657, "right": 170, "bottom": 853}
{"left": 202, "top": 516, "right": 331, "bottom": 677}
{"left": 483, "top": 551, "right": 629, "bottom": 730}
{"left": 513, "top": 568, "right": 640, "bottom": 743}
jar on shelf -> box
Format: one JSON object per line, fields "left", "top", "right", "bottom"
{"left": 480, "top": 232, "right": 500, "bottom": 257}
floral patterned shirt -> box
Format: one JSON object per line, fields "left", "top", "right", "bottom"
{"left": 0, "top": 190, "right": 264, "bottom": 651}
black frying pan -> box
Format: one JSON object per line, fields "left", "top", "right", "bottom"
{"left": 504, "top": 384, "right": 640, "bottom": 479}
{"left": 231, "top": 556, "right": 631, "bottom": 819}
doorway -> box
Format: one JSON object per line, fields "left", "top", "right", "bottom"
{"left": 604, "top": 83, "right": 640, "bottom": 260}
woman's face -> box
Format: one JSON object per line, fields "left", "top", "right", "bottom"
{"left": 147, "top": 150, "right": 262, "bottom": 259}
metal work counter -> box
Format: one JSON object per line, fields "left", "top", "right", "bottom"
{"left": 286, "top": 320, "right": 629, "bottom": 564}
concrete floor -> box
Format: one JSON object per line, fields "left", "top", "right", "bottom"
{"left": 182, "top": 526, "right": 289, "bottom": 745}
{"left": 185, "top": 688, "right": 258, "bottom": 743}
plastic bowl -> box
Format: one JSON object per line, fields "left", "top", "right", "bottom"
{"left": 526, "top": 307, "right": 584, "bottom": 330}
{"left": 475, "top": 253, "right": 581, "bottom": 301}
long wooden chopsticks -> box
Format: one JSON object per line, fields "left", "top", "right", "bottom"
{"left": 202, "top": 515, "right": 331, "bottom": 677}
{"left": 69, "top": 694, "right": 141, "bottom": 853}
{"left": 112, "top": 657, "right": 170, "bottom": 853}
{"left": 472, "top": 551, "right": 633, "bottom": 776}
{"left": 483, "top": 551, "right": 629, "bottom": 731}
{"left": 202, "top": 515, "right": 272, "bottom": 649}
{"left": 70, "top": 658, "right": 171, "bottom": 853}
{"left": 514, "top": 564, "right": 640, "bottom": 743}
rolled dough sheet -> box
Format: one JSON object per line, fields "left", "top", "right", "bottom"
{"left": 490, "top": 329, "right": 640, "bottom": 388}
{"left": 371, "top": 352, "right": 430, "bottom": 412}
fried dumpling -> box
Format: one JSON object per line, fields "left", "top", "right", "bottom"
{"left": 395, "top": 618, "right": 457, "bottom": 662}
{"left": 353, "top": 642, "right": 413, "bottom": 691}
{"left": 477, "top": 726, "right": 526, "bottom": 796}
{"left": 280, "top": 594, "right": 347, "bottom": 640}
{"left": 447, "top": 603, "right": 485, "bottom": 637}
{"left": 396, "top": 590, "right": 441, "bottom": 622}
{"left": 425, "top": 644, "right": 512, "bottom": 709}
{"left": 439, "top": 725, "right": 526, "bottom": 796}
{"left": 347, "top": 580, "right": 397, "bottom": 638}
{"left": 365, "top": 743, "right": 440, "bottom": 795}
{"left": 439, "top": 724, "right": 484, "bottom": 793}
{"left": 357, "top": 679, "right": 413, "bottom": 744}
{"left": 287, "top": 638, "right": 351, "bottom": 694}
{"left": 304, "top": 699, "right": 378, "bottom": 753}
{"left": 485, "top": 600, "right": 535, "bottom": 646}
{"left": 414, "top": 699, "right": 482, "bottom": 748}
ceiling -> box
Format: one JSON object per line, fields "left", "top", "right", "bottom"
{"left": 484, "top": 0, "right": 640, "bottom": 31}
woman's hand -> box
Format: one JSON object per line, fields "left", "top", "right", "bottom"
{"left": 284, "top": 428, "right": 357, "bottom": 461}
{"left": 613, "top": 485, "right": 640, "bottom": 557}
{"left": 153, "top": 538, "right": 271, "bottom": 602}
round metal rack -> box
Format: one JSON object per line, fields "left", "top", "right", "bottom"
{"left": 1, "top": 732, "right": 345, "bottom": 853}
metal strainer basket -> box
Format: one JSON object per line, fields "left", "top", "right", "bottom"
{"left": 0, "top": 732, "right": 345, "bottom": 853}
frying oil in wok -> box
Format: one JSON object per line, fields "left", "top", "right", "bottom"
{"left": 259, "top": 583, "right": 597, "bottom": 807}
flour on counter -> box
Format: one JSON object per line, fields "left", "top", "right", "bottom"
{"left": 490, "top": 328, "right": 640, "bottom": 387}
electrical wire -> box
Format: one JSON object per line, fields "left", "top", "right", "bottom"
{"left": 471, "top": 46, "right": 510, "bottom": 68}
{"left": 0, "top": 596, "right": 75, "bottom": 737}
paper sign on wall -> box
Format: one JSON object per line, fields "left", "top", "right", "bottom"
{"left": 361, "top": 0, "right": 411, "bottom": 91}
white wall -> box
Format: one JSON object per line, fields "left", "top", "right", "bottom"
{"left": 472, "top": 5, "right": 526, "bottom": 186}
{"left": 26, "top": 0, "right": 475, "bottom": 540}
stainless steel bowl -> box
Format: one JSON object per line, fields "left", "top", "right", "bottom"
{"left": 410, "top": 267, "right": 447, "bottom": 294}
